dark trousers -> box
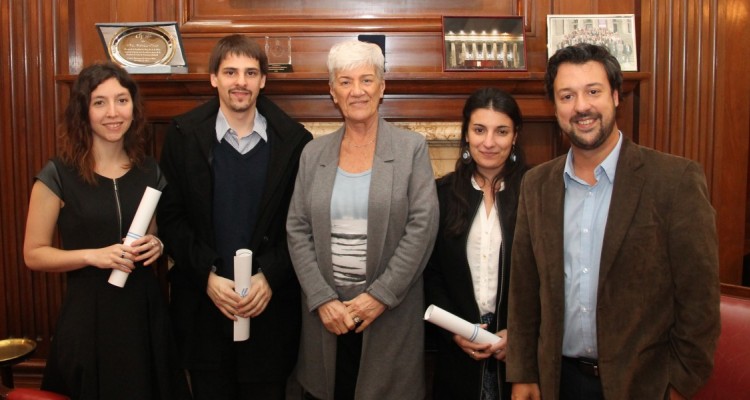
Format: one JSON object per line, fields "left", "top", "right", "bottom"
{"left": 333, "top": 330, "right": 363, "bottom": 400}
{"left": 559, "top": 357, "right": 604, "bottom": 400}
{"left": 189, "top": 365, "right": 285, "bottom": 400}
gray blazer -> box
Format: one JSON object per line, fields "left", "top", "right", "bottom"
{"left": 287, "top": 118, "right": 439, "bottom": 400}
{"left": 506, "top": 137, "right": 720, "bottom": 399}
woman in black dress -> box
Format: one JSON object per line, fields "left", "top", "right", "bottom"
{"left": 425, "top": 87, "right": 528, "bottom": 400}
{"left": 23, "top": 62, "right": 186, "bottom": 399}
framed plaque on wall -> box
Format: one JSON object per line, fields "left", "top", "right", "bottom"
{"left": 96, "top": 22, "right": 188, "bottom": 74}
{"left": 442, "top": 16, "right": 527, "bottom": 71}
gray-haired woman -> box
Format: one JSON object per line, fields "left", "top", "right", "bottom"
{"left": 287, "top": 40, "right": 439, "bottom": 400}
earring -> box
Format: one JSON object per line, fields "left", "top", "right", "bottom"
{"left": 461, "top": 149, "right": 472, "bottom": 164}
{"left": 510, "top": 145, "right": 517, "bottom": 163}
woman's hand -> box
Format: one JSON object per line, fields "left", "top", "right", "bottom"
{"left": 130, "top": 234, "right": 163, "bottom": 266}
{"left": 488, "top": 328, "right": 508, "bottom": 360}
{"left": 317, "top": 300, "right": 357, "bottom": 335}
{"left": 83, "top": 243, "right": 136, "bottom": 273}
{"left": 343, "top": 293, "right": 386, "bottom": 333}
{"left": 453, "top": 324, "right": 506, "bottom": 361}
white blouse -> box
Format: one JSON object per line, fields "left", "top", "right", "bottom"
{"left": 466, "top": 177, "right": 503, "bottom": 316}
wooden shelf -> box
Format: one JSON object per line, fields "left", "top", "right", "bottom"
{"left": 57, "top": 71, "right": 648, "bottom": 95}
{"left": 55, "top": 71, "right": 650, "bottom": 121}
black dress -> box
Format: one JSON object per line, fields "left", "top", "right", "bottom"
{"left": 36, "top": 157, "right": 186, "bottom": 400}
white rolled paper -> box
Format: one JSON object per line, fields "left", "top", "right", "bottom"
{"left": 108, "top": 186, "right": 162, "bottom": 288}
{"left": 233, "top": 249, "right": 253, "bottom": 342}
{"left": 424, "top": 304, "right": 501, "bottom": 344}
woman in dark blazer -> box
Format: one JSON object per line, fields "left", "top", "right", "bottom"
{"left": 425, "top": 87, "right": 528, "bottom": 400}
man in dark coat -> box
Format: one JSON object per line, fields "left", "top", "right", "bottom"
{"left": 157, "top": 34, "right": 312, "bottom": 400}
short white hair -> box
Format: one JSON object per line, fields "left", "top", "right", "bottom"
{"left": 327, "top": 40, "right": 385, "bottom": 85}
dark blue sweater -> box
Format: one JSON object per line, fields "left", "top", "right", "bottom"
{"left": 212, "top": 138, "right": 269, "bottom": 279}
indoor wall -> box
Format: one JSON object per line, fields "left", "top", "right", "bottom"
{"left": 1, "top": 0, "right": 748, "bottom": 382}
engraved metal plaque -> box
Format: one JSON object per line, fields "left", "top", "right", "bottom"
{"left": 110, "top": 27, "right": 175, "bottom": 67}
{"left": 97, "top": 22, "right": 188, "bottom": 74}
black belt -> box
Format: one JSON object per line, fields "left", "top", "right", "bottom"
{"left": 562, "top": 356, "right": 599, "bottom": 378}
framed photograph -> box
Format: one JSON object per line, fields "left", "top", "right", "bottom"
{"left": 442, "top": 16, "right": 527, "bottom": 72}
{"left": 547, "top": 14, "right": 637, "bottom": 71}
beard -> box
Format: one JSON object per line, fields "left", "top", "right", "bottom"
{"left": 227, "top": 89, "right": 253, "bottom": 113}
{"left": 562, "top": 112, "right": 616, "bottom": 151}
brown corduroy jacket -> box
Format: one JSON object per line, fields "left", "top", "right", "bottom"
{"left": 506, "top": 137, "right": 720, "bottom": 399}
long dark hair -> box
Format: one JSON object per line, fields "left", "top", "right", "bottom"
{"left": 58, "top": 62, "right": 147, "bottom": 185}
{"left": 443, "top": 87, "right": 526, "bottom": 237}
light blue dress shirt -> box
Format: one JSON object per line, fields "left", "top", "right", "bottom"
{"left": 215, "top": 108, "right": 268, "bottom": 154}
{"left": 561, "top": 132, "right": 623, "bottom": 359}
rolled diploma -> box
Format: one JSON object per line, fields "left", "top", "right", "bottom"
{"left": 424, "top": 304, "right": 501, "bottom": 344}
{"left": 108, "top": 186, "right": 162, "bottom": 288}
{"left": 234, "top": 249, "right": 253, "bottom": 341}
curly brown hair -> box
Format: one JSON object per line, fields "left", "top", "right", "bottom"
{"left": 58, "top": 62, "right": 147, "bottom": 184}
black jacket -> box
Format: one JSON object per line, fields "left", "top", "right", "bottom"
{"left": 425, "top": 167, "right": 526, "bottom": 400}
{"left": 157, "top": 95, "right": 312, "bottom": 380}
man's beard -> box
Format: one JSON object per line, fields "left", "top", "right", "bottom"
{"left": 228, "top": 89, "right": 252, "bottom": 113}
{"left": 563, "top": 112, "right": 616, "bottom": 151}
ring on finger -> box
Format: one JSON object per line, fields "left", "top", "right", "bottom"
{"left": 352, "top": 316, "right": 362, "bottom": 324}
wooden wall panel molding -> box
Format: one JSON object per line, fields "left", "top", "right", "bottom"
{"left": 181, "top": 0, "right": 513, "bottom": 33}
{"left": 0, "top": 0, "right": 63, "bottom": 357}
{"left": 639, "top": 0, "right": 750, "bottom": 283}
{"left": 66, "top": 0, "right": 156, "bottom": 74}
{"left": 711, "top": 0, "right": 750, "bottom": 282}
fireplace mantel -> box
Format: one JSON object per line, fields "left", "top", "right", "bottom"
{"left": 56, "top": 71, "right": 649, "bottom": 122}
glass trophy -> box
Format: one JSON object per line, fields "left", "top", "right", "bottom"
{"left": 265, "top": 36, "right": 293, "bottom": 73}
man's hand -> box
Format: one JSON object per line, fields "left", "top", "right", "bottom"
{"left": 669, "top": 386, "right": 687, "bottom": 400}
{"left": 237, "top": 272, "right": 272, "bottom": 318}
{"left": 511, "top": 383, "right": 541, "bottom": 400}
{"left": 206, "top": 272, "right": 242, "bottom": 320}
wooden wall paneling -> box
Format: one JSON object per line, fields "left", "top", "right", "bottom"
{"left": 634, "top": 0, "right": 658, "bottom": 147}
{"left": 553, "top": 0, "right": 597, "bottom": 14}
{"left": 177, "top": 33, "right": 446, "bottom": 75}
{"left": 186, "top": 0, "right": 513, "bottom": 26}
{"left": 520, "top": 122, "right": 561, "bottom": 165}
{"left": 68, "top": 0, "right": 156, "bottom": 73}
{"left": 0, "top": 0, "right": 11, "bottom": 339}
{"left": 711, "top": 0, "right": 750, "bottom": 283}
{"left": 521, "top": 0, "right": 550, "bottom": 70}
{"left": 3, "top": 0, "right": 28, "bottom": 341}
{"left": 167, "top": 0, "right": 546, "bottom": 75}
{"left": 116, "top": 0, "right": 154, "bottom": 22}
{"left": 23, "top": 0, "right": 58, "bottom": 358}
{"left": 0, "top": 0, "right": 61, "bottom": 362}
{"left": 641, "top": 0, "right": 750, "bottom": 284}
{"left": 516, "top": 0, "right": 535, "bottom": 35}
